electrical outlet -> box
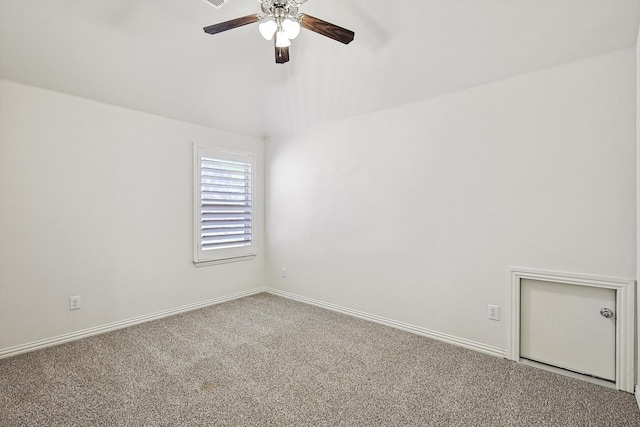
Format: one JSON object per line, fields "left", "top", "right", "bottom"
{"left": 488, "top": 304, "right": 499, "bottom": 320}
{"left": 69, "top": 295, "right": 81, "bottom": 311}
{"left": 281, "top": 267, "right": 287, "bottom": 278}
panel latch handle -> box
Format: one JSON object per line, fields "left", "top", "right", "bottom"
{"left": 600, "top": 308, "right": 614, "bottom": 318}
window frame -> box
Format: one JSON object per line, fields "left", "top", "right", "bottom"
{"left": 193, "top": 144, "right": 257, "bottom": 267}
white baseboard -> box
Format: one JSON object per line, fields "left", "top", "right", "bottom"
{"left": 636, "top": 385, "right": 640, "bottom": 410}
{"left": 266, "top": 288, "right": 507, "bottom": 359}
{"left": 0, "top": 286, "right": 268, "bottom": 360}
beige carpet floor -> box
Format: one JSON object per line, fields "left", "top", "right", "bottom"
{"left": 1, "top": 293, "right": 639, "bottom": 426}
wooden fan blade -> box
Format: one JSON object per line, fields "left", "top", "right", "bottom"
{"left": 275, "top": 45, "right": 290, "bottom": 64}
{"left": 203, "top": 14, "right": 260, "bottom": 35}
{"left": 300, "top": 14, "right": 354, "bottom": 44}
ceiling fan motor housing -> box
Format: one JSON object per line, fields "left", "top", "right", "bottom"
{"left": 261, "top": 0, "right": 300, "bottom": 18}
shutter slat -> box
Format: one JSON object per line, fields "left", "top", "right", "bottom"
{"left": 202, "top": 187, "right": 250, "bottom": 194}
{"left": 202, "top": 231, "right": 251, "bottom": 239}
{"left": 202, "top": 202, "right": 251, "bottom": 207}
{"left": 202, "top": 192, "right": 251, "bottom": 199}
{"left": 202, "top": 232, "right": 251, "bottom": 240}
{"left": 201, "top": 173, "right": 250, "bottom": 183}
{"left": 203, "top": 236, "right": 251, "bottom": 243}
{"left": 202, "top": 196, "right": 251, "bottom": 202}
{"left": 202, "top": 177, "right": 249, "bottom": 184}
{"left": 203, "top": 234, "right": 251, "bottom": 240}
{"left": 202, "top": 222, "right": 252, "bottom": 229}
{"left": 201, "top": 158, "right": 249, "bottom": 168}
{"left": 202, "top": 209, "right": 251, "bottom": 215}
{"left": 202, "top": 213, "right": 251, "bottom": 220}
{"left": 202, "top": 222, "right": 251, "bottom": 227}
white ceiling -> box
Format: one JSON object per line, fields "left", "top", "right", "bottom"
{"left": 1, "top": 0, "right": 639, "bottom": 138}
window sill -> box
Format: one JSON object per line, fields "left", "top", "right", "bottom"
{"left": 193, "top": 254, "right": 256, "bottom": 268}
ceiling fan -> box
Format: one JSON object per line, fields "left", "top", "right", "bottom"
{"left": 202, "top": 0, "right": 355, "bottom": 64}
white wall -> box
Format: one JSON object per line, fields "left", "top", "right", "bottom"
{"left": 1, "top": 48, "right": 635, "bottom": 362}
{"left": 0, "top": 80, "right": 265, "bottom": 351}
{"left": 266, "top": 49, "right": 636, "bottom": 351}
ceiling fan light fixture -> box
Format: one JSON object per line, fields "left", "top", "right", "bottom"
{"left": 282, "top": 17, "right": 301, "bottom": 39}
{"left": 258, "top": 16, "right": 277, "bottom": 40}
{"left": 275, "top": 31, "right": 291, "bottom": 47}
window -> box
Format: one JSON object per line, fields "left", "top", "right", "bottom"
{"left": 193, "top": 145, "right": 256, "bottom": 266}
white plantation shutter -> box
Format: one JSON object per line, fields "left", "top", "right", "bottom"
{"left": 201, "top": 157, "right": 252, "bottom": 250}
{"left": 194, "top": 146, "right": 256, "bottom": 265}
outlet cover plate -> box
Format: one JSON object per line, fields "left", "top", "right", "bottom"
{"left": 488, "top": 304, "right": 499, "bottom": 321}
{"left": 69, "top": 295, "right": 81, "bottom": 310}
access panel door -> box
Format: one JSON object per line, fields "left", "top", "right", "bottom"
{"left": 520, "top": 278, "right": 616, "bottom": 382}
